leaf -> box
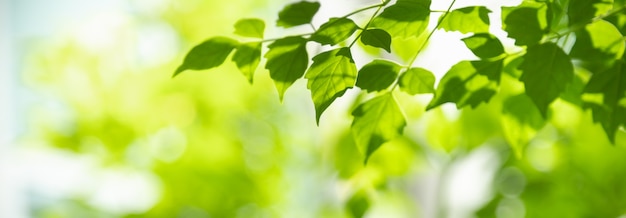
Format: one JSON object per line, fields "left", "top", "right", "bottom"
{"left": 568, "top": 0, "right": 613, "bottom": 26}
{"left": 351, "top": 93, "right": 406, "bottom": 163}
{"left": 310, "top": 17, "right": 358, "bottom": 45}
{"left": 501, "top": 94, "right": 546, "bottom": 158}
{"left": 360, "top": 29, "right": 392, "bottom": 52}
{"left": 174, "top": 37, "right": 239, "bottom": 77}
{"left": 398, "top": 67, "right": 435, "bottom": 94}
{"left": 371, "top": 0, "right": 431, "bottom": 39}
{"left": 305, "top": 47, "right": 357, "bottom": 123}
{"left": 502, "top": 5, "right": 547, "bottom": 46}
{"left": 232, "top": 42, "right": 261, "bottom": 83}
{"left": 277, "top": 1, "right": 320, "bottom": 28}
{"left": 439, "top": 6, "right": 491, "bottom": 34}
{"left": 346, "top": 191, "right": 370, "bottom": 218}
{"left": 583, "top": 59, "right": 626, "bottom": 143}
{"left": 462, "top": 33, "right": 505, "bottom": 59}
{"left": 570, "top": 20, "right": 625, "bottom": 70}
{"left": 264, "top": 36, "right": 309, "bottom": 100}
{"left": 519, "top": 42, "right": 574, "bottom": 117}
{"left": 355, "top": 60, "right": 401, "bottom": 92}
{"left": 233, "top": 18, "right": 265, "bottom": 38}
{"left": 427, "top": 60, "right": 503, "bottom": 110}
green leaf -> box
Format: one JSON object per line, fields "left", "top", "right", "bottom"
{"left": 346, "top": 191, "right": 370, "bottom": 218}
{"left": 570, "top": 20, "right": 625, "bottom": 70}
{"left": 502, "top": 5, "right": 547, "bottom": 46}
{"left": 264, "top": 36, "right": 309, "bottom": 100}
{"left": 568, "top": 0, "right": 613, "bottom": 26}
{"left": 519, "top": 42, "right": 574, "bottom": 117}
{"left": 351, "top": 93, "right": 406, "bottom": 163}
{"left": 233, "top": 18, "right": 265, "bottom": 38}
{"left": 398, "top": 67, "right": 435, "bottom": 94}
{"left": 371, "top": 0, "right": 431, "bottom": 39}
{"left": 501, "top": 94, "right": 546, "bottom": 158}
{"left": 355, "top": 60, "right": 401, "bottom": 92}
{"left": 583, "top": 59, "right": 626, "bottom": 143}
{"left": 174, "top": 37, "right": 239, "bottom": 77}
{"left": 277, "top": 1, "right": 320, "bottom": 28}
{"left": 310, "top": 17, "right": 358, "bottom": 45}
{"left": 360, "top": 29, "right": 392, "bottom": 53}
{"left": 427, "top": 60, "right": 503, "bottom": 110}
{"left": 305, "top": 47, "right": 357, "bottom": 123}
{"left": 439, "top": 6, "right": 491, "bottom": 34}
{"left": 462, "top": 33, "right": 505, "bottom": 59}
{"left": 232, "top": 42, "right": 261, "bottom": 83}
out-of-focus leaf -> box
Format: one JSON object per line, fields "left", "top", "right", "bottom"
{"left": 371, "top": 0, "right": 431, "bottom": 38}
{"left": 346, "top": 191, "right": 370, "bottom": 218}
{"left": 277, "top": 1, "right": 321, "bottom": 28}
{"left": 502, "top": 94, "right": 546, "bottom": 158}
{"left": 519, "top": 42, "right": 573, "bottom": 117}
{"left": 439, "top": 6, "right": 491, "bottom": 34}
{"left": 360, "top": 29, "right": 392, "bottom": 53}
{"left": 398, "top": 67, "right": 435, "bottom": 94}
{"left": 570, "top": 20, "right": 625, "bottom": 70}
{"left": 264, "top": 36, "right": 309, "bottom": 100}
{"left": 305, "top": 47, "right": 357, "bottom": 123}
{"left": 174, "top": 37, "right": 239, "bottom": 76}
{"left": 352, "top": 93, "right": 406, "bottom": 163}
{"left": 234, "top": 18, "right": 265, "bottom": 38}
{"left": 232, "top": 42, "right": 261, "bottom": 83}
{"left": 355, "top": 60, "right": 401, "bottom": 92}
{"left": 462, "top": 33, "right": 505, "bottom": 59}
{"left": 427, "top": 60, "right": 503, "bottom": 110}
{"left": 310, "top": 17, "right": 358, "bottom": 45}
{"left": 568, "top": 0, "right": 613, "bottom": 26}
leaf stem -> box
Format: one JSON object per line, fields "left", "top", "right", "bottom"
{"left": 259, "top": 33, "right": 313, "bottom": 43}
{"left": 342, "top": 3, "right": 387, "bottom": 19}
{"left": 348, "top": 4, "right": 385, "bottom": 48}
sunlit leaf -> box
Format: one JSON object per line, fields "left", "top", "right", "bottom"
{"left": 360, "top": 29, "right": 392, "bottom": 52}
{"left": 570, "top": 20, "right": 625, "bottom": 70}
{"left": 502, "top": 94, "right": 546, "bottom": 158}
{"left": 234, "top": 18, "right": 265, "bottom": 38}
{"left": 462, "top": 33, "right": 505, "bottom": 59}
{"left": 439, "top": 6, "right": 491, "bottom": 34}
{"left": 264, "top": 36, "right": 309, "bottom": 100}
{"left": 502, "top": 4, "right": 547, "bottom": 46}
{"left": 232, "top": 42, "right": 261, "bottom": 83}
{"left": 174, "top": 37, "right": 239, "bottom": 77}
{"left": 310, "top": 17, "right": 358, "bottom": 45}
{"left": 398, "top": 67, "right": 435, "bottom": 94}
{"left": 352, "top": 93, "right": 406, "bottom": 163}
{"left": 346, "top": 191, "right": 370, "bottom": 218}
{"left": 583, "top": 59, "right": 626, "bottom": 143}
{"left": 355, "top": 60, "right": 400, "bottom": 92}
{"left": 371, "top": 0, "right": 431, "bottom": 38}
{"left": 427, "top": 60, "right": 503, "bottom": 110}
{"left": 568, "top": 0, "right": 613, "bottom": 26}
{"left": 277, "top": 1, "right": 321, "bottom": 28}
{"left": 305, "top": 47, "right": 357, "bottom": 123}
{"left": 519, "top": 42, "right": 574, "bottom": 117}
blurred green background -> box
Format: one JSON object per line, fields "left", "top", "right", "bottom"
{"left": 2, "top": 0, "right": 626, "bottom": 217}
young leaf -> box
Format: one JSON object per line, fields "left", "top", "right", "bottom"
{"left": 234, "top": 18, "right": 265, "bottom": 38}
{"left": 277, "top": 1, "right": 320, "bottom": 28}
{"left": 439, "top": 6, "right": 491, "bottom": 34}
{"left": 174, "top": 37, "right": 239, "bottom": 77}
{"left": 583, "top": 59, "right": 626, "bottom": 143}
{"left": 351, "top": 93, "right": 406, "bottom": 163}
{"left": 427, "top": 60, "right": 503, "bottom": 110}
{"left": 310, "top": 17, "right": 358, "bottom": 46}
{"left": 355, "top": 60, "right": 401, "bottom": 92}
{"left": 462, "top": 33, "right": 505, "bottom": 59}
{"left": 264, "top": 36, "right": 309, "bottom": 100}
{"left": 502, "top": 6, "right": 546, "bottom": 46}
{"left": 501, "top": 94, "right": 546, "bottom": 158}
{"left": 519, "top": 42, "right": 574, "bottom": 117}
{"left": 346, "top": 191, "right": 370, "bottom": 218}
{"left": 568, "top": 0, "right": 613, "bottom": 26}
{"left": 305, "top": 47, "right": 357, "bottom": 123}
{"left": 232, "top": 42, "right": 262, "bottom": 83}
{"left": 360, "top": 29, "right": 392, "bottom": 53}
{"left": 371, "top": 0, "right": 431, "bottom": 39}
{"left": 398, "top": 67, "right": 435, "bottom": 95}
{"left": 570, "top": 20, "right": 625, "bottom": 70}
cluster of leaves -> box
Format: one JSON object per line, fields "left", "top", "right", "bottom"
{"left": 174, "top": 0, "right": 626, "bottom": 163}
